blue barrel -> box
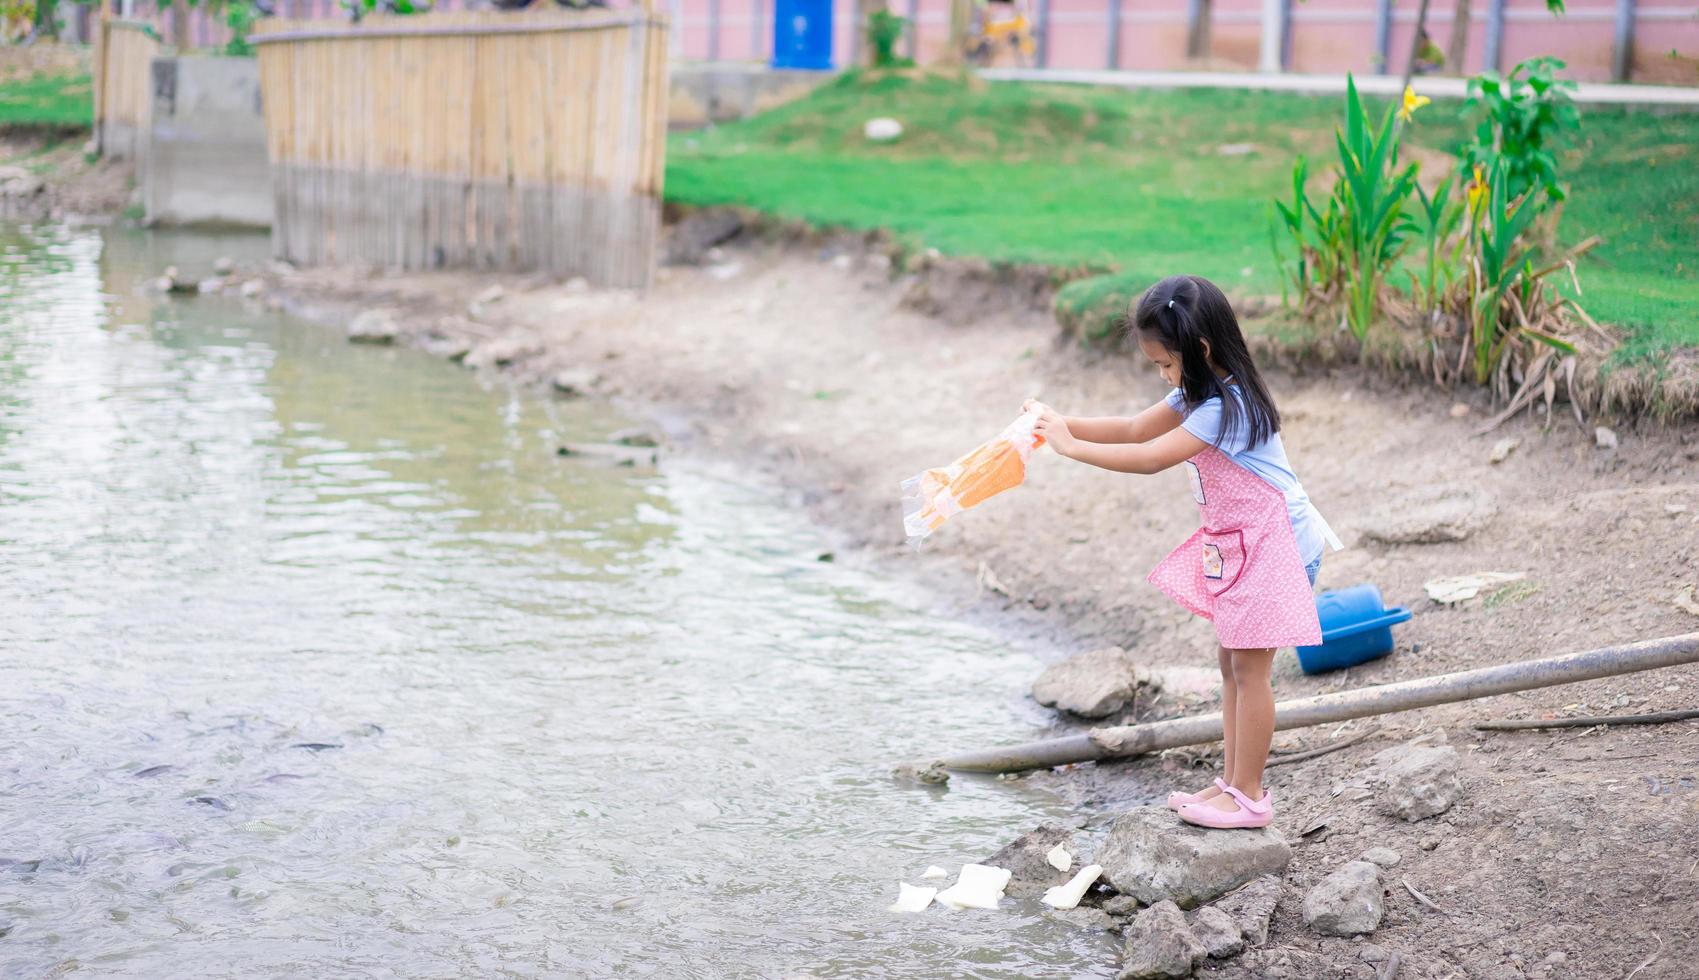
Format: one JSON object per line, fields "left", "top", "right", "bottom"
{"left": 1295, "top": 584, "right": 1413, "bottom": 674}
{"left": 772, "top": 0, "right": 834, "bottom": 70}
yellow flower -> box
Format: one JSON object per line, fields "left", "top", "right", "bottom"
{"left": 1465, "top": 165, "right": 1487, "bottom": 212}
{"left": 1398, "top": 85, "right": 1432, "bottom": 123}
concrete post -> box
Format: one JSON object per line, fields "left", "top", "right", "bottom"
{"left": 1373, "top": 0, "right": 1393, "bottom": 73}
{"left": 1483, "top": 0, "right": 1504, "bottom": 72}
{"left": 1612, "top": 0, "right": 1636, "bottom": 82}
{"left": 1107, "top": 0, "right": 1122, "bottom": 69}
{"left": 1185, "top": 0, "right": 1210, "bottom": 60}
{"left": 1258, "top": 0, "right": 1286, "bottom": 72}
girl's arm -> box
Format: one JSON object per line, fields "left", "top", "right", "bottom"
{"left": 1034, "top": 408, "right": 1208, "bottom": 475}
{"left": 1024, "top": 399, "right": 1184, "bottom": 445}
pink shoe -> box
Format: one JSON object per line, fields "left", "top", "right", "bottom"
{"left": 1166, "top": 777, "right": 1229, "bottom": 812}
{"left": 1178, "top": 784, "right": 1273, "bottom": 829}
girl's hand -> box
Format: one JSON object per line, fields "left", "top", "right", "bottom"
{"left": 1022, "top": 397, "right": 1050, "bottom": 416}
{"left": 1032, "top": 406, "right": 1077, "bottom": 457}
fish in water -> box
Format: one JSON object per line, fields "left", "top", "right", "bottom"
{"left": 291, "top": 742, "right": 343, "bottom": 752}
{"left": 0, "top": 858, "right": 42, "bottom": 873}
{"left": 264, "top": 773, "right": 305, "bottom": 783}
{"left": 134, "top": 765, "right": 175, "bottom": 778}
{"left": 193, "top": 796, "right": 232, "bottom": 811}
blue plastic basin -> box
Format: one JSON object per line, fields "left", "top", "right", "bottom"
{"left": 1295, "top": 584, "right": 1412, "bottom": 674}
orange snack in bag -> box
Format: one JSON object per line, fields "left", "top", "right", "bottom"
{"left": 901, "top": 412, "right": 1046, "bottom": 542}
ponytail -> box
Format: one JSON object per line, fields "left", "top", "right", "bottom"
{"left": 1129, "top": 275, "right": 1279, "bottom": 449}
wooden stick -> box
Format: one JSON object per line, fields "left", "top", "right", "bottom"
{"left": 1376, "top": 951, "right": 1402, "bottom": 980}
{"left": 1474, "top": 709, "right": 1699, "bottom": 732}
{"left": 1402, "top": 877, "right": 1448, "bottom": 915}
{"left": 1265, "top": 727, "right": 1380, "bottom": 769}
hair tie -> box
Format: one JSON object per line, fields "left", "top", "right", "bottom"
{"left": 1167, "top": 299, "right": 1175, "bottom": 309}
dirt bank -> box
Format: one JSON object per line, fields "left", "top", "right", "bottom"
{"left": 239, "top": 237, "right": 1698, "bottom": 979}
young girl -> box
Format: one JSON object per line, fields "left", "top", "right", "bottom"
{"left": 1028, "top": 274, "right": 1340, "bottom": 830}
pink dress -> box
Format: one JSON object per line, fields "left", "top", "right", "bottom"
{"left": 1147, "top": 445, "right": 1323, "bottom": 650}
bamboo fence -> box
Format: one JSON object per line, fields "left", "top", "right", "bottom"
{"left": 251, "top": 7, "right": 670, "bottom": 288}
{"left": 93, "top": 17, "right": 164, "bottom": 160}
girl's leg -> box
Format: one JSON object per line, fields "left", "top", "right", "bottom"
{"left": 1217, "top": 645, "right": 1237, "bottom": 787}
{"left": 1187, "top": 646, "right": 1237, "bottom": 800}
{"left": 1200, "top": 647, "right": 1276, "bottom": 813}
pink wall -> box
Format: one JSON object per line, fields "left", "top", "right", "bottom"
{"left": 667, "top": 0, "right": 1699, "bottom": 85}
{"left": 123, "top": 0, "right": 1699, "bottom": 86}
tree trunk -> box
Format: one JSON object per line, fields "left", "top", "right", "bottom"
{"left": 170, "top": 0, "right": 189, "bottom": 51}
{"left": 1399, "top": 0, "right": 1434, "bottom": 93}
{"left": 1446, "top": 0, "right": 1472, "bottom": 74}
{"left": 942, "top": 0, "right": 971, "bottom": 66}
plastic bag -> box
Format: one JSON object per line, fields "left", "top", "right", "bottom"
{"left": 901, "top": 411, "right": 1045, "bottom": 543}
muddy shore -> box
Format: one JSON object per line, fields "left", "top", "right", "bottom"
{"left": 195, "top": 232, "right": 1699, "bottom": 979}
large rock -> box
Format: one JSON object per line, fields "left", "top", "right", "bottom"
{"left": 1188, "top": 905, "right": 1244, "bottom": 959}
{"left": 1367, "top": 742, "right": 1464, "bottom": 821}
{"left": 347, "top": 308, "right": 399, "bottom": 345}
{"left": 1208, "top": 875, "right": 1283, "bottom": 948}
{"left": 1094, "top": 807, "right": 1292, "bottom": 909}
{"left": 984, "top": 824, "right": 1079, "bottom": 897}
{"left": 1359, "top": 485, "right": 1496, "bottom": 544}
{"left": 1032, "top": 646, "right": 1142, "bottom": 718}
{"left": 1301, "top": 860, "right": 1384, "bottom": 936}
{"left": 1118, "top": 901, "right": 1206, "bottom": 980}
{"left": 0, "top": 165, "right": 45, "bottom": 199}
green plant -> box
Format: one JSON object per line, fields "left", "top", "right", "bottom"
{"left": 866, "top": 9, "right": 912, "bottom": 69}
{"left": 1409, "top": 175, "right": 1464, "bottom": 313}
{"left": 220, "top": 0, "right": 257, "bottom": 55}
{"left": 1334, "top": 75, "right": 1419, "bottom": 340}
{"left": 1461, "top": 56, "right": 1579, "bottom": 202}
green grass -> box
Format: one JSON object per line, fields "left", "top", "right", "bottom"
{"left": 666, "top": 71, "right": 1699, "bottom": 356}
{"left": 0, "top": 72, "right": 92, "bottom": 129}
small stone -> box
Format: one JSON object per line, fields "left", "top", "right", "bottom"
{"left": 1358, "top": 942, "right": 1390, "bottom": 964}
{"left": 863, "top": 117, "right": 903, "bottom": 142}
{"left": 348, "top": 308, "right": 399, "bottom": 345}
{"left": 565, "top": 276, "right": 590, "bottom": 293}
{"left": 1543, "top": 951, "right": 1568, "bottom": 965}
{"left": 1216, "top": 142, "right": 1256, "bottom": 156}
{"left": 830, "top": 254, "right": 853, "bottom": 271}
{"left": 1595, "top": 426, "right": 1618, "bottom": 449}
{"left": 1094, "top": 807, "right": 1292, "bottom": 909}
{"left": 891, "top": 760, "right": 949, "bottom": 785}
{"left": 196, "top": 278, "right": 224, "bottom": 295}
{"left": 239, "top": 279, "right": 264, "bottom": 299}
{"left": 607, "top": 427, "right": 660, "bottom": 448}
{"left": 1045, "top": 907, "right": 1116, "bottom": 931}
{"left": 212, "top": 256, "right": 236, "bottom": 276}
{"left": 550, "top": 368, "right": 601, "bottom": 397}
{"left": 1118, "top": 901, "right": 1206, "bottom": 980}
{"left": 1359, "top": 847, "right": 1402, "bottom": 868}
{"left": 0, "top": 165, "right": 45, "bottom": 198}
{"left": 473, "top": 284, "right": 505, "bottom": 306}
{"left": 1101, "top": 894, "right": 1142, "bottom": 917}
{"left": 1449, "top": 402, "right": 1471, "bottom": 418}
{"left": 1032, "top": 646, "right": 1143, "bottom": 718}
{"left": 1301, "top": 860, "right": 1383, "bottom": 936}
{"left": 1367, "top": 742, "right": 1464, "bottom": 821}
{"left": 985, "top": 825, "right": 1080, "bottom": 897}
{"left": 1209, "top": 875, "right": 1283, "bottom": 947}
{"left": 1187, "top": 905, "right": 1244, "bottom": 958}
{"left": 1489, "top": 437, "right": 1518, "bottom": 464}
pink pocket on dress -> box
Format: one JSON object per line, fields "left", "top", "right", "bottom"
{"left": 1199, "top": 527, "right": 1246, "bottom": 596}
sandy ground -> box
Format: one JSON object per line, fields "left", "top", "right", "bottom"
{"left": 235, "top": 237, "right": 1699, "bottom": 980}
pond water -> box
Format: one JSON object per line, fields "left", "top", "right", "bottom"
{"left": 0, "top": 224, "right": 1117, "bottom": 978}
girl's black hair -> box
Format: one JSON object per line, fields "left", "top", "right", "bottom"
{"left": 1128, "top": 274, "right": 1280, "bottom": 448}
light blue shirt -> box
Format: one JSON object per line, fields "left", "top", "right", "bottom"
{"left": 1165, "top": 386, "right": 1327, "bottom": 565}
